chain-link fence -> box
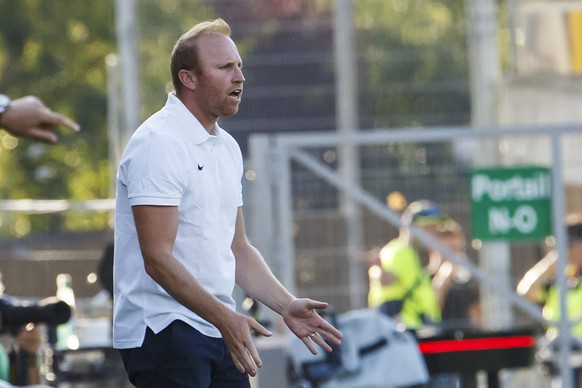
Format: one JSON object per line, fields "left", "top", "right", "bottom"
{"left": 248, "top": 123, "right": 582, "bottom": 387}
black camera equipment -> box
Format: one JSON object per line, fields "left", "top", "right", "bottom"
{"left": 0, "top": 296, "right": 71, "bottom": 334}
{"left": 0, "top": 296, "right": 71, "bottom": 385}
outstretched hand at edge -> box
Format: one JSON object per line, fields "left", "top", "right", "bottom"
{"left": 283, "top": 298, "right": 342, "bottom": 355}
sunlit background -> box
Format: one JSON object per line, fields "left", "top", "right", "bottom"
{"left": 1, "top": 1, "right": 582, "bottom": 387}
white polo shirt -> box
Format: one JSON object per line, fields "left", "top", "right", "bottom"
{"left": 113, "top": 93, "right": 243, "bottom": 349}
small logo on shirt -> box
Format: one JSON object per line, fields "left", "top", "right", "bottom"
{"left": 197, "top": 164, "right": 204, "bottom": 171}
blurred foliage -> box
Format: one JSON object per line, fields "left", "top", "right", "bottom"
{"left": 350, "top": 0, "right": 473, "bottom": 203}
{"left": 0, "top": 0, "right": 215, "bottom": 237}
{"left": 353, "top": 0, "right": 470, "bottom": 128}
{"left": 0, "top": 0, "right": 505, "bottom": 235}
{"left": 0, "top": 0, "right": 117, "bottom": 236}
{"left": 137, "top": 0, "right": 215, "bottom": 114}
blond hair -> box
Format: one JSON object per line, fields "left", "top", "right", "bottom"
{"left": 170, "top": 18, "right": 231, "bottom": 91}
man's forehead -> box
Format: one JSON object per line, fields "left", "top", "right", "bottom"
{"left": 197, "top": 33, "right": 239, "bottom": 56}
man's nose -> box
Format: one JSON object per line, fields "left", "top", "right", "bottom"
{"left": 235, "top": 67, "right": 245, "bottom": 83}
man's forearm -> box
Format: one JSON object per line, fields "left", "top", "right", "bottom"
{"left": 235, "top": 244, "right": 295, "bottom": 316}
{"left": 145, "top": 251, "right": 234, "bottom": 328}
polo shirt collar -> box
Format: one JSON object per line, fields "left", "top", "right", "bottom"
{"left": 166, "top": 92, "right": 226, "bottom": 146}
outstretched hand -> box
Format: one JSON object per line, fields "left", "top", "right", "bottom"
{"left": 1, "top": 96, "right": 80, "bottom": 144}
{"left": 283, "top": 298, "right": 342, "bottom": 355}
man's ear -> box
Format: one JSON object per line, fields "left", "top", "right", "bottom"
{"left": 178, "top": 69, "right": 196, "bottom": 91}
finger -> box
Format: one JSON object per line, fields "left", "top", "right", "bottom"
{"left": 26, "top": 128, "right": 58, "bottom": 144}
{"left": 231, "top": 354, "right": 246, "bottom": 374}
{"left": 48, "top": 111, "right": 80, "bottom": 132}
{"left": 231, "top": 346, "right": 258, "bottom": 376}
{"left": 245, "top": 338, "right": 263, "bottom": 370}
{"left": 311, "top": 334, "right": 333, "bottom": 353}
{"left": 319, "top": 322, "right": 343, "bottom": 342}
{"left": 57, "top": 114, "right": 81, "bottom": 132}
{"left": 249, "top": 319, "right": 272, "bottom": 337}
{"left": 313, "top": 328, "right": 342, "bottom": 347}
{"left": 242, "top": 347, "right": 259, "bottom": 377}
{"left": 306, "top": 299, "right": 329, "bottom": 310}
{"left": 301, "top": 336, "right": 318, "bottom": 355}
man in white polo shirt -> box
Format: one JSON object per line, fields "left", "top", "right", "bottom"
{"left": 113, "top": 18, "right": 342, "bottom": 388}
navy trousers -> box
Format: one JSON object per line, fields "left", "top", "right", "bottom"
{"left": 119, "top": 320, "right": 250, "bottom": 388}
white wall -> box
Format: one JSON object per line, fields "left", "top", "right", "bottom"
{"left": 497, "top": 76, "right": 582, "bottom": 185}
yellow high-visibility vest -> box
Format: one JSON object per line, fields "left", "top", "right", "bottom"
{"left": 368, "top": 239, "right": 441, "bottom": 329}
{"left": 543, "top": 277, "right": 582, "bottom": 338}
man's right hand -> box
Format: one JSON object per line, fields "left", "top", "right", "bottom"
{"left": 217, "top": 310, "right": 272, "bottom": 377}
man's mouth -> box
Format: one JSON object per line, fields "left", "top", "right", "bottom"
{"left": 229, "top": 89, "right": 242, "bottom": 99}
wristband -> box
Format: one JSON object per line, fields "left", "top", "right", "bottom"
{"left": 0, "top": 94, "right": 11, "bottom": 127}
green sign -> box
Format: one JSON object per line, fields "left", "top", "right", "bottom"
{"left": 471, "top": 166, "right": 552, "bottom": 241}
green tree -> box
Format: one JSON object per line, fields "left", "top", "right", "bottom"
{"left": 0, "top": 0, "right": 484, "bottom": 236}
{"left": 0, "top": 0, "right": 117, "bottom": 236}
{"left": 353, "top": 0, "right": 470, "bottom": 128}
{"left": 0, "top": 0, "right": 213, "bottom": 237}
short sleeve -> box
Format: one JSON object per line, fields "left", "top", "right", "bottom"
{"left": 120, "top": 130, "right": 189, "bottom": 207}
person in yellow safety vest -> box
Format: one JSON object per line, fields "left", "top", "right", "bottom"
{"left": 519, "top": 213, "right": 582, "bottom": 387}
{"left": 540, "top": 214, "right": 582, "bottom": 339}
{"left": 366, "top": 200, "right": 448, "bottom": 331}
{"left": 517, "top": 213, "right": 582, "bottom": 336}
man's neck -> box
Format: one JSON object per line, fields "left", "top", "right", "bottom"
{"left": 174, "top": 91, "right": 218, "bottom": 135}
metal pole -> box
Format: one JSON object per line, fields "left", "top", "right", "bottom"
{"left": 114, "top": 0, "right": 140, "bottom": 146}
{"left": 247, "top": 135, "right": 279, "bottom": 332}
{"left": 334, "top": 0, "right": 366, "bottom": 309}
{"left": 275, "top": 140, "right": 296, "bottom": 297}
{"left": 465, "top": 0, "right": 513, "bottom": 330}
{"left": 106, "top": 54, "right": 121, "bottom": 228}
{"left": 466, "top": 0, "right": 498, "bottom": 128}
{"left": 106, "top": 55, "right": 121, "bottom": 193}
{"left": 551, "top": 133, "right": 574, "bottom": 388}
{"left": 506, "top": 0, "right": 519, "bottom": 76}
